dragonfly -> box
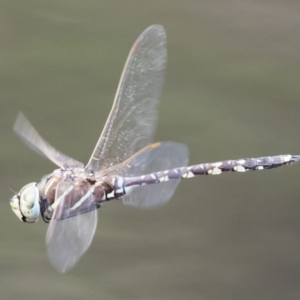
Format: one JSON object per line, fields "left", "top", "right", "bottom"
{"left": 10, "top": 25, "right": 300, "bottom": 273}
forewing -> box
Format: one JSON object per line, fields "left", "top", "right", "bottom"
{"left": 14, "top": 112, "right": 83, "bottom": 169}
{"left": 99, "top": 142, "right": 189, "bottom": 208}
{"left": 46, "top": 180, "right": 98, "bottom": 273}
{"left": 85, "top": 25, "right": 167, "bottom": 172}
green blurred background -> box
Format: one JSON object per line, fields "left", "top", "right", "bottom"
{"left": 1, "top": 1, "right": 300, "bottom": 299}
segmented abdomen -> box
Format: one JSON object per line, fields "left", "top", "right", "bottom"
{"left": 186, "top": 155, "right": 295, "bottom": 177}
{"left": 124, "top": 154, "right": 299, "bottom": 187}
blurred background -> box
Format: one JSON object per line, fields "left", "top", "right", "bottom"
{"left": 1, "top": 1, "right": 300, "bottom": 299}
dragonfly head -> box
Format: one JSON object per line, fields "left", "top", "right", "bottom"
{"left": 10, "top": 182, "right": 40, "bottom": 223}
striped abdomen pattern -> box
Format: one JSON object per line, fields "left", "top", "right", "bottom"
{"left": 124, "top": 154, "right": 300, "bottom": 187}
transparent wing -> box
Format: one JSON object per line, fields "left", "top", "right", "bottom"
{"left": 123, "top": 142, "right": 189, "bottom": 208}
{"left": 46, "top": 180, "right": 98, "bottom": 273}
{"left": 97, "top": 142, "right": 189, "bottom": 208}
{"left": 85, "top": 25, "right": 167, "bottom": 173}
{"left": 14, "top": 112, "right": 83, "bottom": 169}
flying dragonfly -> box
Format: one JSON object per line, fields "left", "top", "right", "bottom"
{"left": 10, "top": 25, "right": 300, "bottom": 273}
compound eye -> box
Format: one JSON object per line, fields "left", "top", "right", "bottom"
{"left": 10, "top": 194, "right": 23, "bottom": 221}
{"left": 19, "top": 183, "right": 40, "bottom": 221}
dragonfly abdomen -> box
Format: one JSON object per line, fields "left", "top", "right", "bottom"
{"left": 188, "top": 154, "right": 299, "bottom": 176}
{"left": 123, "top": 154, "right": 300, "bottom": 188}
{"left": 98, "top": 176, "right": 126, "bottom": 201}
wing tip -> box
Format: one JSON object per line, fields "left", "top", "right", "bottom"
{"left": 137, "top": 24, "right": 166, "bottom": 43}
{"left": 147, "top": 24, "right": 165, "bottom": 33}
{"left": 13, "top": 111, "right": 26, "bottom": 133}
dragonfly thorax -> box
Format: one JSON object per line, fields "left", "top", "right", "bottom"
{"left": 10, "top": 182, "right": 40, "bottom": 223}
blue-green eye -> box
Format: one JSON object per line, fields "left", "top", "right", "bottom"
{"left": 10, "top": 182, "right": 40, "bottom": 223}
